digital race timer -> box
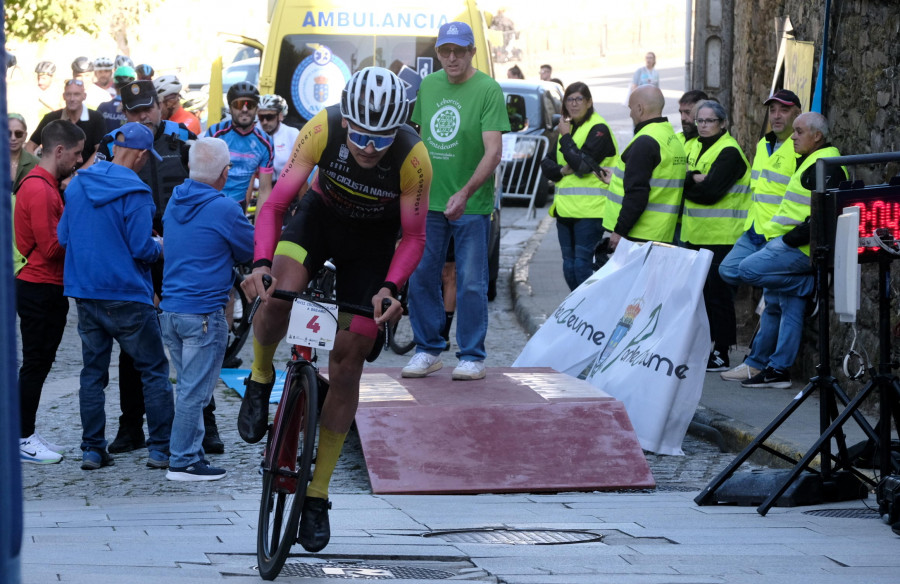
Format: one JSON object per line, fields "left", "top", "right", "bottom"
{"left": 832, "top": 183, "right": 900, "bottom": 262}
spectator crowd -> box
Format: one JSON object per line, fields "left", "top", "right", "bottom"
{"left": 10, "top": 47, "right": 843, "bottom": 493}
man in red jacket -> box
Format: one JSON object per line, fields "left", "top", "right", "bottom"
{"left": 15, "top": 120, "right": 85, "bottom": 465}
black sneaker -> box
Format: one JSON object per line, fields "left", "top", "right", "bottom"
{"left": 298, "top": 496, "right": 331, "bottom": 552}
{"left": 741, "top": 366, "right": 791, "bottom": 389}
{"left": 166, "top": 460, "right": 227, "bottom": 482}
{"left": 706, "top": 350, "right": 730, "bottom": 372}
{"left": 237, "top": 370, "right": 275, "bottom": 444}
{"left": 202, "top": 425, "right": 225, "bottom": 455}
{"left": 108, "top": 426, "right": 146, "bottom": 454}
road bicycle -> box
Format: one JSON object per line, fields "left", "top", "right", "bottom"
{"left": 248, "top": 269, "right": 389, "bottom": 580}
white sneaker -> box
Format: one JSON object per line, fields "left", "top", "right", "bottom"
{"left": 452, "top": 360, "right": 486, "bottom": 381}
{"left": 20, "top": 434, "right": 63, "bottom": 464}
{"left": 34, "top": 431, "right": 65, "bottom": 453}
{"left": 720, "top": 362, "right": 761, "bottom": 382}
{"left": 401, "top": 352, "right": 443, "bottom": 378}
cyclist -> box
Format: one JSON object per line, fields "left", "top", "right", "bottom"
{"left": 135, "top": 64, "right": 154, "bottom": 81}
{"left": 34, "top": 61, "right": 61, "bottom": 121}
{"left": 154, "top": 74, "right": 201, "bottom": 136}
{"left": 239, "top": 67, "right": 431, "bottom": 553}
{"left": 86, "top": 56, "right": 116, "bottom": 108}
{"left": 256, "top": 94, "right": 299, "bottom": 181}
{"left": 204, "top": 81, "right": 273, "bottom": 211}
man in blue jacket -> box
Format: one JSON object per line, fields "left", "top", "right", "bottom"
{"left": 159, "top": 138, "right": 255, "bottom": 481}
{"left": 58, "top": 122, "right": 174, "bottom": 471}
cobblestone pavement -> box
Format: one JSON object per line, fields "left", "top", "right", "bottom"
{"left": 20, "top": 205, "right": 759, "bottom": 501}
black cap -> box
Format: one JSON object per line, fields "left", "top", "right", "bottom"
{"left": 120, "top": 80, "right": 158, "bottom": 111}
{"left": 764, "top": 89, "right": 801, "bottom": 108}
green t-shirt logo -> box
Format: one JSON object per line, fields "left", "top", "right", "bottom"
{"left": 431, "top": 105, "right": 460, "bottom": 142}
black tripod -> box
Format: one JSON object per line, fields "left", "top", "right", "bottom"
{"left": 695, "top": 233, "right": 899, "bottom": 515}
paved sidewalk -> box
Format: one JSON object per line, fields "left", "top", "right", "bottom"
{"left": 17, "top": 216, "right": 898, "bottom": 584}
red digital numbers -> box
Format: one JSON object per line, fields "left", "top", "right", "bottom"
{"left": 306, "top": 316, "right": 321, "bottom": 334}
{"left": 851, "top": 200, "right": 900, "bottom": 255}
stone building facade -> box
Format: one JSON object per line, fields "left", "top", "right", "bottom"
{"left": 692, "top": 0, "right": 900, "bottom": 387}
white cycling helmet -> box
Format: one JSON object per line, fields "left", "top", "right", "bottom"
{"left": 93, "top": 56, "right": 114, "bottom": 71}
{"left": 259, "top": 94, "right": 288, "bottom": 116}
{"left": 115, "top": 55, "right": 135, "bottom": 70}
{"left": 153, "top": 74, "right": 183, "bottom": 99}
{"left": 340, "top": 67, "right": 408, "bottom": 132}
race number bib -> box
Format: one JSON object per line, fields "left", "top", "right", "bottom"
{"left": 286, "top": 298, "right": 338, "bottom": 350}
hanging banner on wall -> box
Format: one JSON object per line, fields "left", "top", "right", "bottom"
{"left": 784, "top": 39, "right": 815, "bottom": 113}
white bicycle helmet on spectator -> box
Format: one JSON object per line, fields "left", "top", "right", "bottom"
{"left": 340, "top": 67, "right": 408, "bottom": 132}
{"left": 259, "top": 94, "right": 288, "bottom": 116}
{"left": 35, "top": 61, "right": 56, "bottom": 75}
{"left": 93, "top": 56, "right": 114, "bottom": 71}
{"left": 154, "top": 74, "right": 183, "bottom": 99}
{"left": 115, "top": 55, "right": 134, "bottom": 69}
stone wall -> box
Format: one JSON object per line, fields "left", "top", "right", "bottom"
{"left": 727, "top": 1, "right": 900, "bottom": 389}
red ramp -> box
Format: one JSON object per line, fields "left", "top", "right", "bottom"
{"left": 348, "top": 367, "right": 654, "bottom": 494}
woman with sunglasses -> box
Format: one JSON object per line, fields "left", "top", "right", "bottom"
{"left": 10, "top": 113, "right": 39, "bottom": 190}
{"left": 540, "top": 82, "right": 619, "bottom": 290}
{"left": 238, "top": 67, "right": 431, "bottom": 554}
{"left": 680, "top": 100, "right": 751, "bottom": 372}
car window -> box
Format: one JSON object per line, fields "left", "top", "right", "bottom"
{"left": 540, "top": 92, "right": 557, "bottom": 130}
{"left": 502, "top": 91, "right": 540, "bottom": 131}
{"left": 223, "top": 62, "right": 260, "bottom": 93}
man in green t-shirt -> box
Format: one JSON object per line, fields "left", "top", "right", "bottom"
{"left": 403, "top": 21, "right": 510, "bottom": 381}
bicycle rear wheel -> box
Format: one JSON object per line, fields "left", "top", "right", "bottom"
{"left": 257, "top": 362, "right": 319, "bottom": 580}
{"left": 389, "top": 316, "right": 416, "bottom": 355}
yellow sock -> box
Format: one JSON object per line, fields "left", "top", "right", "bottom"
{"left": 250, "top": 338, "right": 278, "bottom": 383}
{"left": 306, "top": 427, "right": 347, "bottom": 499}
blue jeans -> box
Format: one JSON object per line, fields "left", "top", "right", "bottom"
{"left": 409, "top": 211, "right": 490, "bottom": 361}
{"left": 719, "top": 229, "right": 766, "bottom": 287}
{"left": 737, "top": 236, "right": 814, "bottom": 297}
{"left": 160, "top": 309, "right": 227, "bottom": 468}
{"left": 556, "top": 217, "right": 604, "bottom": 291}
{"left": 75, "top": 299, "right": 173, "bottom": 455}
{"left": 745, "top": 291, "right": 807, "bottom": 372}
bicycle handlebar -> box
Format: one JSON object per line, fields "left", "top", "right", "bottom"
{"left": 247, "top": 275, "right": 394, "bottom": 351}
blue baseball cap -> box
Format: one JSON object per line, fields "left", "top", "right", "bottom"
{"left": 436, "top": 21, "right": 475, "bottom": 48}
{"left": 113, "top": 122, "right": 162, "bottom": 161}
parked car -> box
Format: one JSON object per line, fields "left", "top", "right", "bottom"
{"left": 497, "top": 79, "right": 563, "bottom": 208}
{"left": 222, "top": 57, "right": 260, "bottom": 99}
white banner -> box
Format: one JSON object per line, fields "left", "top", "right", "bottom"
{"left": 513, "top": 240, "right": 712, "bottom": 455}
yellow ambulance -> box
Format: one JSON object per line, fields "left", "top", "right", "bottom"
{"left": 209, "top": 0, "right": 494, "bottom": 126}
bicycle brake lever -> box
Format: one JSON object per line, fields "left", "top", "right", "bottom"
{"left": 381, "top": 297, "right": 392, "bottom": 350}
{"left": 247, "top": 274, "right": 274, "bottom": 325}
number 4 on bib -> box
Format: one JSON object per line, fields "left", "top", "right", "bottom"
{"left": 287, "top": 298, "right": 338, "bottom": 350}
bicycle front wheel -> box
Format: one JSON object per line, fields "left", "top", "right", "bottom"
{"left": 257, "top": 362, "right": 319, "bottom": 580}
{"left": 223, "top": 271, "right": 251, "bottom": 368}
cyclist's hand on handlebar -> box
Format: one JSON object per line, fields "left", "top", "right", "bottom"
{"left": 372, "top": 289, "right": 401, "bottom": 326}
{"left": 242, "top": 267, "right": 275, "bottom": 302}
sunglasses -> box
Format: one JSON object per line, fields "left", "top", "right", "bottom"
{"left": 65, "top": 79, "right": 84, "bottom": 87}
{"left": 347, "top": 129, "right": 396, "bottom": 151}
{"left": 437, "top": 46, "right": 470, "bottom": 58}
{"left": 10, "top": 130, "right": 26, "bottom": 139}
{"left": 231, "top": 99, "right": 258, "bottom": 111}
{"left": 258, "top": 113, "right": 278, "bottom": 122}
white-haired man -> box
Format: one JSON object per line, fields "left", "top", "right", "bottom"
{"left": 159, "top": 137, "right": 255, "bottom": 480}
